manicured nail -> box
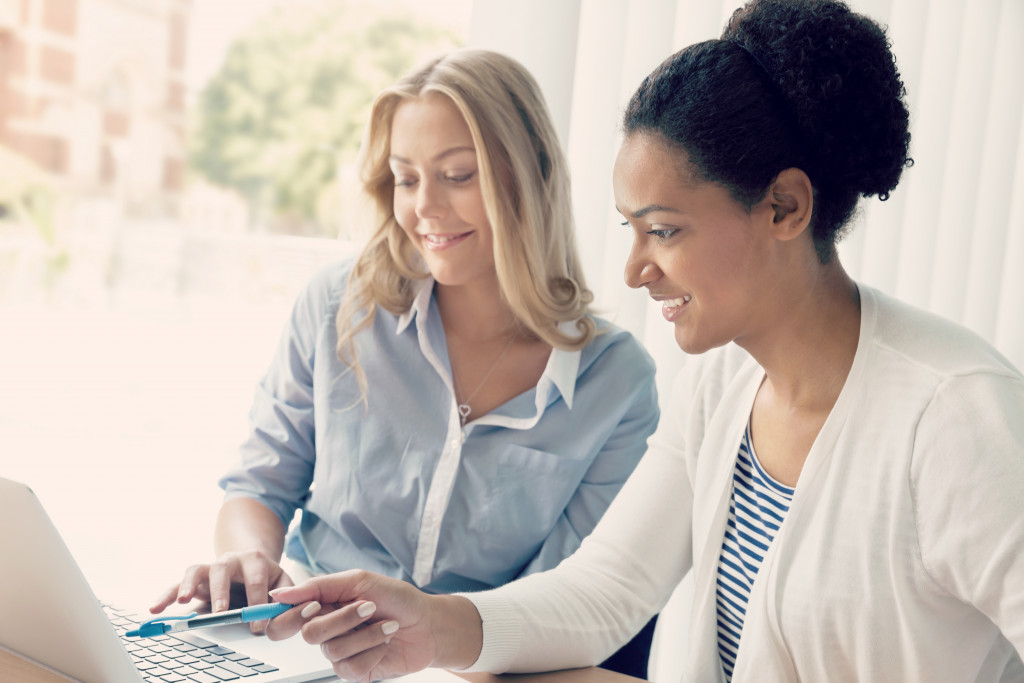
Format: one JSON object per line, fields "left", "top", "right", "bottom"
{"left": 357, "top": 601, "right": 376, "bottom": 618}
{"left": 300, "top": 601, "right": 321, "bottom": 619}
{"left": 381, "top": 620, "right": 399, "bottom": 636}
{"left": 268, "top": 587, "right": 287, "bottom": 596}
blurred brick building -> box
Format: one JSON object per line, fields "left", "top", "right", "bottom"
{"left": 0, "top": 0, "right": 190, "bottom": 213}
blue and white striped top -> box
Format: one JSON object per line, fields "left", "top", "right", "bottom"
{"left": 715, "top": 424, "right": 795, "bottom": 681}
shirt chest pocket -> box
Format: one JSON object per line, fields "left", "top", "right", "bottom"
{"left": 455, "top": 445, "right": 590, "bottom": 553}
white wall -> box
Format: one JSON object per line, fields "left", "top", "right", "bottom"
{"left": 468, "top": 0, "right": 1024, "bottom": 679}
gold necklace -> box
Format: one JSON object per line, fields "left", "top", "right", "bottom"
{"left": 453, "top": 327, "right": 519, "bottom": 427}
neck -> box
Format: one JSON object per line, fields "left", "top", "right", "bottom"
{"left": 737, "top": 260, "right": 861, "bottom": 412}
{"left": 435, "top": 276, "right": 518, "bottom": 342}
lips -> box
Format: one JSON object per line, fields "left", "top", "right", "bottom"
{"left": 658, "top": 294, "right": 691, "bottom": 322}
{"left": 420, "top": 231, "right": 472, "bottom": 251}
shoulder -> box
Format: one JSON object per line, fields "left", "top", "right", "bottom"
{"left": 577, "top": 315, "right": 657, "bottom": 380}
{"left": 863, "top": 285, "right": 1022, "bottom": 383}
{"left": 291, "top": 258, "right": 358, "bottom": 321}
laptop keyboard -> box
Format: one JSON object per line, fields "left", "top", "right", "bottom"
{"left": 103, "top": 603, "right": 282, "bottom": 682}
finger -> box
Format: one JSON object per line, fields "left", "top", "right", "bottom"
{"left": 271, "top": 570, "right": 294, "bottom": 592}
{"left": 301, "top": 601, "right": 379, "bottom": 646}
{"left": 265, "top": 601, "right": 331, "bottom": 641}
{"left": 270, "top": 569, "right": 371, "bottom": 607}
{"left": 207, "top": 562, "right": 234, "bottom": 612}
{"left": 241, "top": 556, "right": 271, "bottom": 633}
{"left": 150, "top": 583, "right": 181, "bottom": 613}
{"left": 331, "top": 641, "right": 390, "bottom": 682}
{"left": 176, "top": 565, "right": 210, "bottom": 604}
{"left": 321, "top": 618, "right": 398, "bottom": 664}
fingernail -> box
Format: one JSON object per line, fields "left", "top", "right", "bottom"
{"left": 357, "top": 601, "right": 376, "bottom": 618}
{"left": 214, "top": 600, "right": 228, "bottom": 612}
{"left": 381, "top": 620, "right": 399, "bottom": 636}
{"left": 300, "top": 601, "right": 321, "bottom": 619}
{"left": 268, "top": 587, "right": 287, "bottom": 596}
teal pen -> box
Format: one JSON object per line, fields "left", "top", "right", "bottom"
{"left": 125, "top": 602, "right": 293, "bottom": 638}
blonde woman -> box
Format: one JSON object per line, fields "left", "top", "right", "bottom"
{"left": 151, "top": 50, "right": 659, "bottom": 677}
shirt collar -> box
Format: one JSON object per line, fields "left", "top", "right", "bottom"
{"left": 395, "top": 276, "right": 435, "bottom": 335}
{"left": 546, "top": 321, "right": 581, "bottom": 409}
{"left": 395, "top": 276, "right": 582, "bottom": 410}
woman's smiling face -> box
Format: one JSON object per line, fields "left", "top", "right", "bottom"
{"left": 389, "top": 92, "right": 496, "bottom": 288}
{"left": 614, "top": 132, "right": 775, "bottom": 355}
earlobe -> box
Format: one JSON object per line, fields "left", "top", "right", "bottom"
{"left": 767, "top": 168, "right": 813, "bottom": 241}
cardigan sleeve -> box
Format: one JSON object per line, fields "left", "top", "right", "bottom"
{"left": 910, "top": 371, "right": 1024, "bottom": 657}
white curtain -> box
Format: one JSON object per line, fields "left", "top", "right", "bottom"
{"left": 469, "top": 0, "right": 1023, "bottom": 678}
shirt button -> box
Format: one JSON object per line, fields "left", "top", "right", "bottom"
{"left": 449, "top": 439, "right": 460, "bottom": 449}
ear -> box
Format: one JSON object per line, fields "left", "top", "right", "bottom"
{"left": 766, "top": 168, "right": 813, "bottom": 242}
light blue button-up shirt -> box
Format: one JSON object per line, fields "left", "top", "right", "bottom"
{"left": 220, "top": 260, "right": 659, "bottom": 594}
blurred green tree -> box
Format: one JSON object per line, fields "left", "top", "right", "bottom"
{"left": 189, "top": 1, "right": 459, "bottom": 237}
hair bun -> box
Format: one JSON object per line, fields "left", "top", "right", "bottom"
{"left": 724, "top": 0, "right": 912, "bottom": 199}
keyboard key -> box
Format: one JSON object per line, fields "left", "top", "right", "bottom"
{"left": 185, "top": 673, "right": 220, "bottom": 683}
{"left": 158, "top": 674, "right": 186, "bottom": 682}
{"left": 235, "top": 659, "right": 263, "bottom": 667}
{"left": 223, "top": 652, "right": 248, "bottom": 661}
{"left": 216, "top": 660, "right": 259, "bottom": 677}
{"left": 250, "top": 664, "right": 279, "bottom": 674}
{"left": 207, "top": 646, "right": 235, "bottom": 656}
{"left": 204, "top": 667, "right": 240, "bottom": 680}
{"left": 169, "top": 642, "right": 200, "bottom": 653}
{"left": 171, "top": 633, "right": 219, "bottom": 649}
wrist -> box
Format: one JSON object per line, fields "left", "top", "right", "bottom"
{"left": 430, "top": 594, "right": 483, "bottom": 670}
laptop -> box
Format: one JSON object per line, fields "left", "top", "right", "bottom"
{"left": 0, "top": 476, "right": 341, "bottom": 683}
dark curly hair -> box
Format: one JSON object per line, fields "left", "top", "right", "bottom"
{"left": 623, "top": 0, "right": 913, "bottom": 262}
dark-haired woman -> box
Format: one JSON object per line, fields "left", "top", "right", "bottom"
{"left": 261, "top": 2, "right": 1024, "bottom": 681}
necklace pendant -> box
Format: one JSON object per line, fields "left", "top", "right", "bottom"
{"left": 458, "top": 403, "right": 471, "bottom": 422}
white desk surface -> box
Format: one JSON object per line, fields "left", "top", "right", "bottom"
{"left": 0, "top": 645, "right": 646, "bottom": 682}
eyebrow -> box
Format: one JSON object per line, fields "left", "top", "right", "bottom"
{"left": 389, "top": 146, "right": 476, "bottom": 165}
{"left": 617, "top": 204, "right": 683, "bottom": 219}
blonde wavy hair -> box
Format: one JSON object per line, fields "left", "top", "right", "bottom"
{"left": 336, "top": 49, "right": 595, "bottom": 393}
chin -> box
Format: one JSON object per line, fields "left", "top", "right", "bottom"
{"left": 674, "top": 329, "right": 726, "bottom": 356}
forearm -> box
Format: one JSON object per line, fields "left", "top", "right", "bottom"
{"left": 213, "top": 497, "right": 287, "bottom": 560}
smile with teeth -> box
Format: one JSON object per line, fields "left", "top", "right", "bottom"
{"left": 421, "top": 231, "right": 472, "bottom": 251}
{"left": 423, "top": 233, "right": 464, "bottom": 244}
{"left": 663, "top": 295, "right": 692, "bottom": 309}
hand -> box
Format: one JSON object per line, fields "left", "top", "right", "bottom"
{"left": 149, "top": 550, "right": 293, "bottom": 633}
{"left": 265, "top": 569, "right": 481, "bottom": 682}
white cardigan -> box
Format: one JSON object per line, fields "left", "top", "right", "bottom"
{"left": 466, "top": 285, "right": 1024, "bottom": 682}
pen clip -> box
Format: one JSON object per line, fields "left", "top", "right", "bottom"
{"left": 125, "top": 612, "right": 197, "bottom": 638}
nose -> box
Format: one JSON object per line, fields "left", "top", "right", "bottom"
{"left": 415, "top": 178, "right": 447, "bottom": 220}
{"left": 624, "top": 241, "right": 661, "bottom": 290}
